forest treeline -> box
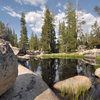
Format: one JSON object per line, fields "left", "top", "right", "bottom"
{"left": 0, "top": 1, "right": 100, "bottom": 53}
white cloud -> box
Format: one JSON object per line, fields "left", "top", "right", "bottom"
{"left": 2, "top": 6, "right": 98, "bottom": 38}
{"left": 16, "top": 0, "right": 47, "bottom": 6}
{"left": 25, "top": 8, "right": 45, "bottom": 33}
{"left": 25, "top": 9, "right": 65, "bottom": 35}
{"left": 55, "top": 10, "right": 98, "bottom": 37}
{"left": 78, "top": 11, "right": 96, "bottom": 33}
{"left": 56, "top": 2, "right": 61, "bottom": 7}
{"left": 55, "top": 12, "right": 66, "bottom": 33}
{"left": 2, "top": 6, "right": 21, "bottom": 18}
{"left": 58, "top": 9, "right": 62, "bottom": 13}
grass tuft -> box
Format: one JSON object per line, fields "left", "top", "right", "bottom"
{"left": 60, "top": 86, "right": 93, "bottom": 100}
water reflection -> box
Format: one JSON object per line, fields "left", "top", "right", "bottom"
{"left": 77, "top": 59, "right": 95, "bottom": 83}
{"left": 40, "top": 59, "right": 56, "bottom": 87}
{"left": 58, "top": 59, "right": 77, "bottom": 81}
{"left": 27, "top": 58, "right": 94, "bottom": 87}
{"left": 28, "top": 59, "right": 41, "bottom": 75}
{"left": 26, "top": 58, "right": 100, "bottom": 100}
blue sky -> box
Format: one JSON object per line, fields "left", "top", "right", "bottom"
{"left": 0, "top": 0, "right": 100, "bottom": 39}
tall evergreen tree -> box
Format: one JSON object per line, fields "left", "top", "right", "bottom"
{"left": 0, "top": 21, "right": 18, "bottom": 47}
{"left": 41, "top": 7, "right": 56, "bottom": 53}
{"left": 65, "top": 1, "right": 77, "bottom": 52}
{"left": 34, "top": 34, "right": 39, "bottom": 51}
{"left": 20, "top": 11, "right": 28, "bottom": 50}
{"left": 58, "top": 2, "right": 77, "bottom": 52}
{"left": 29, "top": 32, "right": 34, "bottom": 51}
{"left": 58, "top": 21, "right": 66, "bottom": 52}
{"left": 7, "top": 27, "right": 14, "bottom": 45}
{"left": 13, "top": 30, "right": 18, "bottom": 47}
{"left": 0, "top": 21, "right": 6, "bottom": 35}
{"left": 94, "top": 6, "right": 100, "bottom": 18}
{"left": 88, "top": 5, "right": 100, "bottom": 48}
{"left": 29, "top": 33, "right": 40, "bottom": 51}
{"left": 89, "top": 21, "right": 100, "bottom": 48}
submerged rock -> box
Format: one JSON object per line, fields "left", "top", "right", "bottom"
{"left": 95, "top": 68, "right": 100, "bottom": 78}
{"left": 54, "top": 75, "right": 92, "bottom": 94}
{"left": 0, "top": 39, "right": 18, "bottom": 96}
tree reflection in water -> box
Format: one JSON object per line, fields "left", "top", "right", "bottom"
{"left": 40, "top": 59, "right": 56, "bottom": 88}
{"left": 28, "top": 58, "right": 78, "bottom": 87}
{"left": 58, "top": 59, "right": 77, "bottom": 81}
{"left": 27, "top": 58, "right": 100, "bottom": 100}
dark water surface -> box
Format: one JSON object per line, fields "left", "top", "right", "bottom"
{"left": 25, "top": 58, "right": 100, "bottom": 100}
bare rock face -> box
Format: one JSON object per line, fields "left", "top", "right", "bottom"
{"left": 95, "top": 68, "right": 100, "bottom": 78}
{"left": 80, "top": 49, "right": 100, "bottom": 58}
{"left": 0, "top": 39, "right": 18, "bottom": 96}
{"left": 54, "top": 75, "right": 92, "bottom": 94}
{"left": 0, "top": 64, "right": 59, "bottom": 100}
{"left": 8, "top": 43, "right": 20, "bottom": 55}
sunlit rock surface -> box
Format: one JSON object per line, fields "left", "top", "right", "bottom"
{"left": 80, "top": 49, "right": 100, "bottom": 58}
{"left": 95, "top": 68, "right": 100, "bottom": 78}
{"left": 54, "top": 75, "right": 92, "bottom": 94}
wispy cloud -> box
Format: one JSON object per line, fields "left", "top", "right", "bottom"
{"left": 2, "top": 6, "right": 97, "bottom": 36}
{"left": 25, "top": 10, "right": 44, "bottom": 33}
{"left": 2, "top": 6, "right": 21, "bottom": 18}
{"left": 78, "top": 11, "right": 96, "bottom": 33}
{"left": 15, "top": 0, "right": 47, "bottom": 6}
{"left": 56, "top": 2, "right": 61, "bottom": 7}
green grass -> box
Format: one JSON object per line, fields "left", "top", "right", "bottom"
{"left": 96, "top": 56, "right": 100, "bottom": 61}
{"left": 41, "top": 53, "right": 83, "bottom": 59}
{"left": 61, "top": 86, "right": 93, "bottom": 100}
{"left": 96, "top": 56, "right": 100, "bottom": 64}
{"left": 94, "top": 65, "right": 100, "bottom": 70}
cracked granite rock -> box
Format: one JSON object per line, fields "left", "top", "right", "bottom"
{"left": 0, "top": 64, "right": 59, "bottom": 100}
{"left": 0, "top": 39, "right": 18, "bottom": 96}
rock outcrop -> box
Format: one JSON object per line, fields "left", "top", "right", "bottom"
{"left": 34, "top": 89, "right": 59, "bottom": 100}
{"left": 95, "top": 68, "right": 100, "bottom": 78}
{"left": 17, "top": 54, "right": 33, "bottom": 63}
{"left": 80, "top": 49, "right": 100, "bottom": 58}
{"left": 0, "top": 64, "right": 59, "bottom": 100}
{"left": 54, "top": 75, "right": 92, "bottom": 94}
{"left": 0, "top": 39, "right": 18, "bottom": 96}
{"left": 11, "top": 47, "right": 20, "bottom": 55}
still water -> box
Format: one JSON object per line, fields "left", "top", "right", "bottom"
{"left": 25, "top": 58, "right": 100, "bottom": 100}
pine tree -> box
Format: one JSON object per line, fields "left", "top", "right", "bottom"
{"left": 34, "top": 34, "right": 39, "bottom": 51}
{"left": 29, "top": 32, "right": 34, "bottom": 51}
{"left": 58, "top": 2, "right": 77, "bottom": 52}
{"left": 65, "top": 1, "right": 77, "bottom": 52}
{"left": 58, "top": 21, "right": 66, "bottom": 52}
{"left": 41, "top": 7, "right": 56, "bottom": 53}
{"left": 93, "top": 6, "right": 100, "bottom": 48}
{"left": 0, "top": 21, "right": 18, "bottom": 47}
{"left": 20, "top": 11, "right": 28, "bottom": 50}
{"left": 13, "top": 30, "right": 18, "bottom": 47}
{"left": 89, "top": 21, "right": 100, "bottom": 48}
{"left": 29, "top": 33, "right": 40, "bottom": 51}
{"left": 0, "top": 21, "right": 6, "bottom": 35}
{"left": 7, "top": 27, "right": 14, "bottom": 46}
{"left": 88, "top": 6, "right": 100, "bottom": 49}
